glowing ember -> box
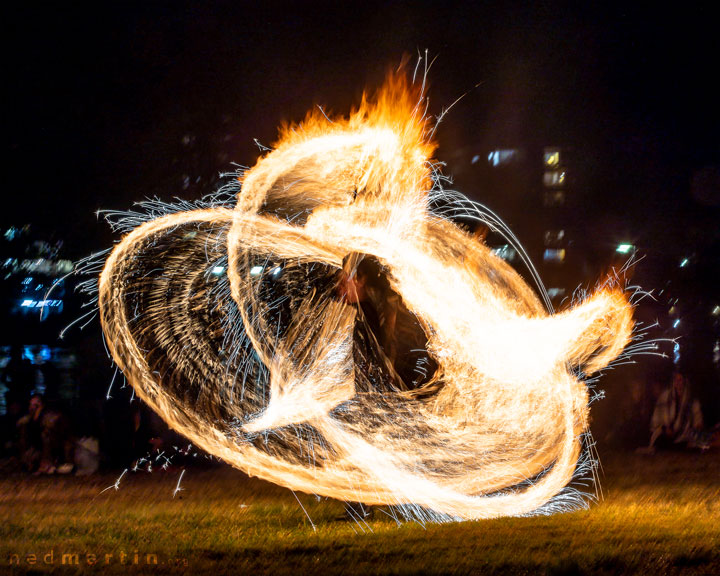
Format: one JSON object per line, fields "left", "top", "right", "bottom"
{"left": 97, "top": 74, "right": 633, "bottom": 521}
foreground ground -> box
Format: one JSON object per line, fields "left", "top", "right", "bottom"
{"left": 2, "top": 450, "right": 718, "bottom": 575}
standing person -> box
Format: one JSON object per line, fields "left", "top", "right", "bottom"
{"left": 2, "top": 345, "right": 35, "bottom": 418}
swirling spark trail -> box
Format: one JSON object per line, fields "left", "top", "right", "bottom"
{"left": 96, "top": 74, "right": 633, "bottom": 521}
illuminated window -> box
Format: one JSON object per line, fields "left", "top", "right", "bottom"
{"left": 547, "top": 287, "right": 566, "bottom": 299}
{"left": 543, "top": 191, "right": 566, "bottom": 207}
{"left": 492, "top": 245, "right": 517, "bottom": 262}
{"left": 543, "top": 248, "right": 566, "bottom": 263}
{"left": 19, "top": 299, "right": 63, "bottom": 308}
{"left": 57, "top": 260, "right": 74, "bottom": 274}
{"left": 543, "top": 230, "right": 565, "bottom": 247}
{"left": 487, "top": 149, "right": 521, "bottom": 167}
{"left": 543, "top": 170, "right": 566, "bottom": 187}
{"left": 544, "top": 148, "right": 561, "bottom": 167}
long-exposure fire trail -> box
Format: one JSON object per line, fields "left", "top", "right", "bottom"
{"left": 92, "top": 71, "right": 634, "bottom": 522}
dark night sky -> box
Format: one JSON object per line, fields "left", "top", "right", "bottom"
{"left": 5, "top": 1, "right": 719, "bottom": 257}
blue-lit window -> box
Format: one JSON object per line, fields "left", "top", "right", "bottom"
{"left": 492, "top": 245, "right": 517, "bottom": 262}
{"left": 543, "top": 249, "right": 566, "bottom": 263}
{"left": 487, "top": 149, "right": 521, "bottom": 167}
{"left": 547, "top": 287, "right": 566, "bottom": 299}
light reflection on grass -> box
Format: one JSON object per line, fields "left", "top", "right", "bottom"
{"left": 1, "top": 451, "right": 718, "bottom": 574}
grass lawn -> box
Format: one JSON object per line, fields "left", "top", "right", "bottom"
{"left": 2, "top": 450, "right": 718, "bottom": 575}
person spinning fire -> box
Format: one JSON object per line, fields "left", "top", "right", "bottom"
{"left": 337, "top": 253, "right": 439, "bottom": 396}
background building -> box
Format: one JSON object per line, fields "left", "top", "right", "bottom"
{"left": 0, "top": 225, "right": 79, "bottom": 416}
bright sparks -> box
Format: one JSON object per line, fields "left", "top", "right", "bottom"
{"left": 97, "top": 73, "right": 633, "bottom": 521}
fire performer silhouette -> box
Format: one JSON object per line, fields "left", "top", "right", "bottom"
{"left": 339, "top": 253, "right": 439, "bottom": 396}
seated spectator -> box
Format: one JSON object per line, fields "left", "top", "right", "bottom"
{"left": 648, "top": 372, "right": 704, "bottom": 451}
{"left": 17, "top": 394, "right": 73, "bottom": 474}
{"left": 74, "top": 436, "right": 100, "bottom": 475}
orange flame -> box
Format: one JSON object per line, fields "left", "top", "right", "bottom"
{"left": 99, "top": 73, "right": 633, "bottom": 521}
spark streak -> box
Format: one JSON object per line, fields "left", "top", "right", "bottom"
{"left": 101, "top": 469, "right": 128, "bottom": 494}
{"left": 173, "top": 470, "right": 185, "bottom": 498}
{"left": 96, "top": 73, "right": 633, "bottom": 521}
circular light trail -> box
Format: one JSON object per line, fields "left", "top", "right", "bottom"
{"left": 98, "top": 76, "right": 633, "bottom": 521}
